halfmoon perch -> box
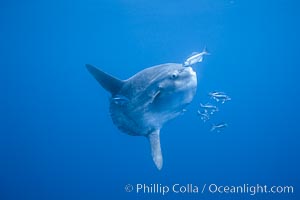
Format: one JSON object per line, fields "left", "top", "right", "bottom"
{"left": 86, "top": 63, "right": 197, "bottom": 170}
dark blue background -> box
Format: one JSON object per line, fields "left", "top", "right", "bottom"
{"left": 0, "top": 0, "right": 299, "bottom": 199}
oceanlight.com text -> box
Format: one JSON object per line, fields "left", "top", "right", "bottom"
{"left": 124, "top": 183, "right": 294, "bottom": 196}
{"left": 207, "top": 183, "right": 294, "bottom": 195}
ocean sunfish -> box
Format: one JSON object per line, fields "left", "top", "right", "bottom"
{"left": 86, "top": 63, "right": 197, "bottom": 170}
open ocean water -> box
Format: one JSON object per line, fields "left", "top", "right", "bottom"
{"left": 0, "top": 0, "right": 299, "bottom": 199}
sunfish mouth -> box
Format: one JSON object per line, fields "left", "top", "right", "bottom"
{"left": 175, "top": 66, "right": 197, "bottom": 91}
{"left": 184, "top": 66, "right": 196, "bottom": 77}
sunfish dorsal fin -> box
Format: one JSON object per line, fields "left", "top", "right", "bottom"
{"left": 86, "top": 64, "right": 124, "bottom": 95}
{"left": 147, "top": 130, "right": 163, "bottom": 170}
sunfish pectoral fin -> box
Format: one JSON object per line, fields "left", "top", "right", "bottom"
{"left": 147, "top": 130, "right": 163, "bottom": 170}
{"left": 85, "top": 64, "right": 124, "bottom": 95}
{"left": 151, "top": 90, "right": 161, "bottom": 104}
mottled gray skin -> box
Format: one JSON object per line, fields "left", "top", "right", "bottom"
{"left": 86, "top": 63, "right": 197, "bottom": 170}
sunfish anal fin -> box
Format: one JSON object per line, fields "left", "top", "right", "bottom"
{"left": 147, "top": 130, "right": 163, "bottom": 170}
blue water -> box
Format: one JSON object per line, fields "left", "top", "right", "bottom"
{"left": 0, "top": 0, "right": 299, "bottom": 199}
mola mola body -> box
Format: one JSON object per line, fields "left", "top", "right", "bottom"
{"left": 86, "top": 63, "right": 197, "bottom": 170}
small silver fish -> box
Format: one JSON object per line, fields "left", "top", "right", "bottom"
{"left": 197, "top": 110, "right": 210, "bottom": 122}
{"left": 210, "top": 122, "right": 228, "bottom": 132}
{"left": 200, "top": 103, "right": 219, "bottom": 115}
{"left": 183, "top": 47, "right": 210, "bottom": 67}
{"left": 208, "top": 91, "right": 231, "bottom": 104}
{"left": 209, "top": 91, "right": 225, "bottom": 96}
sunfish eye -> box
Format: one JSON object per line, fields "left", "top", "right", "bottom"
{"left": 171, "top": 73, "right": 178, "bottom": 79}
